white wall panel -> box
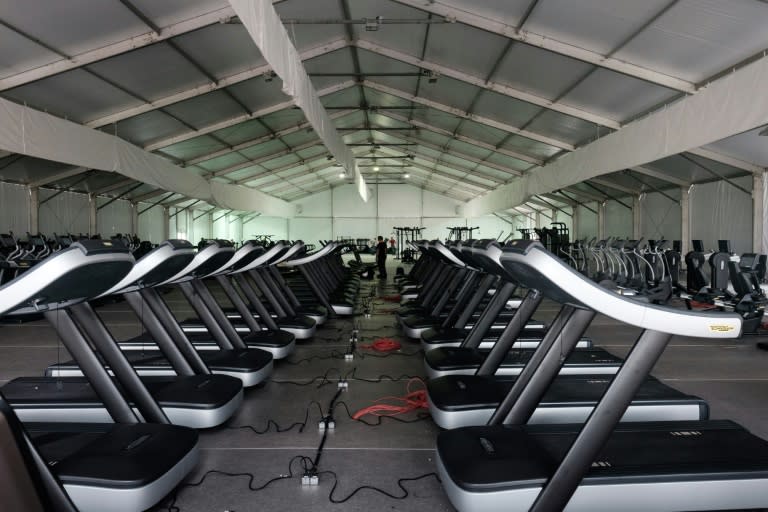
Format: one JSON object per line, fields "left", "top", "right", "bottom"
{"left": 97, "top": 198, "right": 132, "bottom": 237}
{"left": 690, "top": 177, "right": 752, "bottom": 254}
{"left": 333, "top": 218, "right": 377, "bottom": 239}
{"left": 289, "top": 218, "right": 332, "bottom": 245}
{"left": 377, "top": 185, "right": 421, "bottom": 217}
{"left": 575, "top": 203, "right": 598, "bottom": 240}
{"left": 212, "top": 213, "right": 228, "bottom": 240}
{"left": 468, "top": 216, "right": 511, "bottom": 240}
{"left": 39, "top": 189, "right": 89, "bottom": 236}
{"left": 191, "top": 210, "right": 212, "bottom": 243}
{"left": 244, "top": 216, "right": 288, "bottom": 240}
{"left": 0, "top": 182, "right": 31, "bottom": 235}
{"left": 423, "top": 189, "right": 463, "bottom": 217}
{"left": 640, "top": 190, "right": 681, "bottom": 243}
{"left": 295, "top": 189, "right": 332, "bottom": 217}
{"left": 333, "top": 184, "right": 376, "bottom": 217}
{"left": 604, "top": 201, "right": 632, "bottom": 237}
{"left": 137, "top": 204, "right": 164, "bottom": 244}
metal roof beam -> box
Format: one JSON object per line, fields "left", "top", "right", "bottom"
{"left": 210, "top": 140, "right": 322, "bottom": 179}
{"left": 0, "top": 6, "right": 236, "bottom": 91}
{"left": 629, "top": 166, "right": 690, "bottom": 187}
{"left": 143, "top": 80, "right": 355, "bottom": 151}
{"left": 27, "top": 166, "right": 89, "bottom": 188}
{"left": 91, "top": 177, "right": 135, "bottom": 195}
{"left": 588, "top": 178, "right": 640, "bottom": 196}
{"left": 363, "top": 80, "right": 573, "bottom": 150}
{"left": 238, "top": 155, "right": 332, "bottom": 186}
{"left": 355, "top": 39, "right": 621, "bottom": 129}
{"left": 375, "top": 111, "right": 532, "bottom": 171}
{"left": 389, "top": 0, "right": 696, "bottom": 93}
{"left": 133, "top": 188, "right": 169, "bottom": 203}
{"left": 87, "top": 39, "right": 348, "bottom": 128}
{"left": 183, "top": 109, "right": 355, "bottom": 166}
{"left": 367, "top": 125, "right": 524, "bottom": 178}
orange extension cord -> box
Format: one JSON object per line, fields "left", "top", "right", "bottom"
{"left": 352, "top": 378, "right": 428, "bottom": 421}
{"left": 357, "top": 337, "right": 402, "bottom": 352}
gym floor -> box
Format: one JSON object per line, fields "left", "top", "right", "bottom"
{"left": 1, "top": 258, "right": 767, "bottom": 512}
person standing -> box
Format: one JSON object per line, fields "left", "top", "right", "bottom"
{"left": 376, "top": 235, "right": 387, "bottom": 279}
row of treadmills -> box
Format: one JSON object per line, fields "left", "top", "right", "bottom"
{"left": 0, "top": 238, "right": 360, "bottom": 512}
{"left": 396, "top": 239, "right": 768, "bottom": 512}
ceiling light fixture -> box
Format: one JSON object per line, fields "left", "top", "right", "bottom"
{"left": 373, "top": 166, "right": 380, "bottom": 171}
{"left": 338, "top": 172, "right": 346, "bottom": 178}
{"left": 403, "top": 173, "right": 410, "bottom": 179}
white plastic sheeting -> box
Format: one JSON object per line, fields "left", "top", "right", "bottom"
{"left": 38, "top": 189, "right": 89, "bottom": 235}
{"left": 575, "top": 204, "right": 598, "bottom": 240}
{"left": 0, "top": 182, "right": 31, "bottom": 235}
{"left": 229, "top": 0, "right": 369, "bottom": 202}
{"left": 466, "top": 53, "right": 768, "bottom": 217}
{"left": 137, "top": 204, "right": 165, "bottom": 244}
{"left": 690, "top": 177, "right": 753, "bottom": 254}
{"left": 604, "top": 201, "right": 632, "bottom": 237}
{"left": 244, "top": 216, "right": 288, "bottom": 240}
{"left": 640, "top": 190, "right": 681, "bottom": 242}
{"left": 96, "top": 198, "right": 132, "bottom": 237}
{"left": 0, "top": 97, "right": 295, "bottom": 217}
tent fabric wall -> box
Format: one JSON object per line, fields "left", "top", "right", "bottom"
{"left": 0, "top": 182, "right": 31, "bottom": 235}
{"left": 137, "top": 204, "right": 164, "bottom": 244}
{"left": 38, "top": 189, "right": 89, "bottom": 236}
{"left": 96, "top": 198, "right": 132, "bottom": 237}
{"left": 604, "top": 201, "right": 632, "bottom": 237}
{"left": 640, "top": 190, "right": 682, "bottom": 242}
{"left": 289, "top": 218, "right": 332, "bottom": 245}
{"left": 191, "top": 210, "right": 212, "bottom": 243}
{"left": 575, "top": 203, "right": 598, "bottom": 240}
{"left": 690, "top": 177, "right": 753, "bottom": 254}
{"left": 243, "top": 216, "right": 288, "bottom": 240}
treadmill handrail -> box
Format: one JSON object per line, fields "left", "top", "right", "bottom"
{"left": 229, "top": 241, "right": 286, "bottom": 274}
{"left": 499, "top": 240, "right": 742, "bottom": 338}
{"left": 0, "top": 242, "right": 135, "bottom": 315}
{"left": 283, "top": 242, "right": 335, "bottom": 266}
{"left": 205, "top": 240, "right": 264, "bottom": 277}
{"left": 159, "top": 241, "right": 235, "bottom": 285}
{"left": 270, "top": 241, "right": 306, "bottom": 265}
{"left": 98, "top": 240, "right": 195, "bottom": 297}
{"left": 432, "top": 240, "right": 466, "bottom": 267}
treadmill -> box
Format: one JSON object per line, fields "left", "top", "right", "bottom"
{"left": 216, "top": 241, "right": 328, "bottom": 325}
{"left": 398, "top": 240, "right": 540, "bottom": 339}
{"left": 117, "top": 239, "right": 297, "bottom": 357}
{"left": 177, "top": 240, "right": 316, "bottom": 339}
{"left": 0, "top": 240, "right": 199, "bottom": 512}
{"left": 283, "top": 242, "right": 358, "bottom": 316}
{"left": 427, "top": 240, "right": 707, "bottom": 429}
{"left": 424, "top": 241, "right": 612, "bottom": 378}
{"left": 437, "top": 240, "right": 768, "bottom": 512}
{"left": 45, "top": 240, "right": 274, "bottom": 388}
{"left": 4, "top": 240, "right": 245, "bottom": 428}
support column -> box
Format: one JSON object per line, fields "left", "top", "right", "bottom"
{"left": 208, "top": 211, "right": 214, "bottom": 240}
{"left": 130, "top": 202, "right": 138, "bottom": 236}
{"left": 28, "top": 186, "right": 39, "bottom": 234}
{"left": 88, "top": 194, "right": 97, "bottom": 236}
{"left": 597, "top": 201, "right": 606, "bottom": 240}
{"left": 162, "top": 207, "right": 170, "bottom": 241}
{"left": 572, "top": 206, "right": 580, "bottom": 240}
{"left": 632, "top": 195, "right": 642, "bottom": 240}
{"left": 535, "top": 211, "right": 542, "bottom": 229}
{"left": 753, "top": 172, "right": 764, "bottom": 253}
{"left": 681, "top": 186, "right": 691, "bottom": 256}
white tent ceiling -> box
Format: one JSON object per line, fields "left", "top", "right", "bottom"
{"left": 0, "top": 0, "right": 766, "bottom": 213}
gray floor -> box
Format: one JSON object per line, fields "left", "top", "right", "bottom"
{"left": 1, "top": 258, "right": 768, "bottom": 511}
